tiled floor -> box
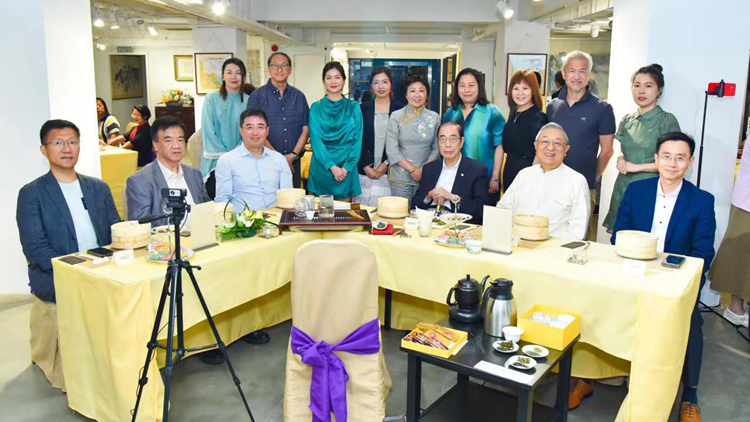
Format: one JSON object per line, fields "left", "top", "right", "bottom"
{"left": 1, "top": 294, "right": 748, "bottom": 421}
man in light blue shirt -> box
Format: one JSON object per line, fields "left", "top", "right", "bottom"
{"left": 216, "top": 108, "right": 292, "bottom": 212}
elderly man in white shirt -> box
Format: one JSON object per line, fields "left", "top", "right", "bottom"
{"left": 126, "top": 117, "right": 211, "bottom": 227}
{"left": 497, "top": 122, "right": 590, "bottom": 240}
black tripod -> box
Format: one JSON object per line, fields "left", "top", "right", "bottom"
{"left": 131, "top": 188, "right": 255, "bottom": 422}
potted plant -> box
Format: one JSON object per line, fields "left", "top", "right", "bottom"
{"left": 161, "top": 89, "right": 194, "bottom": 107}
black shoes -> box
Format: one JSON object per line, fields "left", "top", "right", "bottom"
{"left": 241, "top": 330, "right": 271, "bottom": 345}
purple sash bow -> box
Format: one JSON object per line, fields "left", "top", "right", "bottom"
{"left": 290, "top": 318, "right": 381, "bottom": 422}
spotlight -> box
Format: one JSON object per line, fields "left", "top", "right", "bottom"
{"left": 109, "top": 9, "right": 119, "bottom": 29}
{"left": 212, "top": 1, "right": 226, "bottom": 15}
{"left": 93, "top": 16, "right": 104, "bottom": 28}
{"left": 148, "top": 24, "right": 159, "bottom": 36}
{"left": 125, "top": 16, "right": 136, "bottom": 29}
{"left": 96, "top": 43, "right": 107, "bottom": 51}
{"left": 591, "top": 26, "right": 600, "bottom": 38}
{"left": 496, "top": 1, "right": 514, "bottom": 20}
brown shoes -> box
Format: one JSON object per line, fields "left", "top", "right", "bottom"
{"left": 680, "top": 402, "right": 701, "bottom": 422}
{"left": 568, "top": 379, "right": 594, "bottom": 410}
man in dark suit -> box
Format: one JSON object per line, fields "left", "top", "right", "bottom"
{"left": 17, "top": 119, "right": 120, "bottom": 303}
{"left": 570, "top": 132, "right": 715, "bottom": 422}
{"left": 413, "top": 121, "right": 489, "bottom": 224}
{"left": 126, "top": 116, "right": 210, "bottom": 226}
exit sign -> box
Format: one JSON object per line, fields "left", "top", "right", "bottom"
{"left": 117, "top": 46, "right": 134, "bottom": 53}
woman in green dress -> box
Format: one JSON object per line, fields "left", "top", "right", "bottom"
{"left": 308, "top": 61, "right": 363, "bottom": 200}
{"left": 603, "top": 64, "right": 681, "bottom": 232}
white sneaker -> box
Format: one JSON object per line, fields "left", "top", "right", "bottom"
{"left": 723, "top": 307, "right": 749, "bottom": 328}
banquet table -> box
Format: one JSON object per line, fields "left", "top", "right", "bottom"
{"left": 99, "top": 146, "right": 138, "bottom": 219}
{"left": 52, "top": 218, "right": 702, "bottom": 422}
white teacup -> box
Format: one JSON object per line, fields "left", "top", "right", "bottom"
{"left": 502, "top": 326, "right": 524, "bottom": 343}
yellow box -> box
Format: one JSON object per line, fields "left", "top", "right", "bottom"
{"left": 518, "top": 304, "right": 580, "bottom": 351}
{"left": 401, "top": 324, "right": 468, "bottom": 358}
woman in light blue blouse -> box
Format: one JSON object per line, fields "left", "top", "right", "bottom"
{"left": 442, "top": 68, "right": 506, "bottom": 201}
{"left": 200, "top": 58, "right": 248, "bottom": 198}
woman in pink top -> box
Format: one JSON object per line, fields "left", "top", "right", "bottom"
{"left": 709, "top": 137, "right": 750, "bottom": 327}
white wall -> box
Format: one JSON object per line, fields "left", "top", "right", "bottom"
{"left": 266, "top": 28, "right": 332, "bottom": 104}
{"left": 0, "top": 0, "right": 99, "bottom": 294}
{"left": 600, "top": 0, "right": 750, "bottom": 248}
{"left": 495, "top": 19, "right": 551, "bottom": 115}
{"left": 94, "top": 34, "right": 196, "bottom": 127}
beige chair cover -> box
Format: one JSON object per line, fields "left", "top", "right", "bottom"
{"left": 284, "top": 240, "right": 392, "bottom": 422}
{"left": 184, "top": 129, "right": 203, "bottom": 170}
{"left": 29, "top": 295, "right": 66, "bottom": 391}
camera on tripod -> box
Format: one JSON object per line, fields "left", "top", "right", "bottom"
{"left": 162, "top": 188, "right": 188, "bottom": 211}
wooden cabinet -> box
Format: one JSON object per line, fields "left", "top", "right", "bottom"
{"left": 154, "top": 106, "right": 196, "bottom": 140}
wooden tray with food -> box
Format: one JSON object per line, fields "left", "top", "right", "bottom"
{"left": 401, "top": 322, "right": 468, "bottom": 358}
{"left": 278, "top": 209, "right": 372, "bottom": 232}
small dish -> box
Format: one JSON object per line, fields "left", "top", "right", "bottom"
{"left": 522, "top": 345, "right": 549, "bottom": 358}
{"left": 151, "top": 225, "right": 175, "bottom": 234}
{"left": 492, "top": 340, "right": 519, "bottom": 354}
{"left": 507, "top": 355, "right": 537, "bottom": 371}
{"left": 373, "top": 220, "right": 388, "bottom": 231}
{"left": 441, "top": 213, "right": 472, "bottom": 224}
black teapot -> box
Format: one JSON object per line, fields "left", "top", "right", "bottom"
{"left": 446, "top": 274, "right": 490, "bottom": 323}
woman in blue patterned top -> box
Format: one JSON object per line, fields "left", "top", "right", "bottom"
{"left": 442, "top": 68, "right": 506, "bottom": 201}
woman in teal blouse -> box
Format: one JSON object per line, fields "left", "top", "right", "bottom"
{"left": 442, "top": 68, "right": 506, "bottom": 201}
{"left": 200, "top": 58, "right": 248, "bottom": 197}
{"left": 308, "top": 61, "right": 363, "bottom": 200}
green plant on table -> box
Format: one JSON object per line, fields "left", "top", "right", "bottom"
{"left": 215, "top": 199, "right": 277, "bottom": 241}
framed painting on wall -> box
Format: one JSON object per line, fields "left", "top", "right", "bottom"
{"left": 506, "top": 53, "right": 548, "bottom": 95}
{"left": 174, "top": 55, "right": 194, "bottom": 81}
{"left": 194, "top": 52, "right": 233, "bottom": 95}
{"left": 110, "top": 55, "right": 144, "bottom": 99}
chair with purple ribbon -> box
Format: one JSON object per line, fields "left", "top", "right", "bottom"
{"left": 283, "top": 239, "right": 392, "bottom": 422}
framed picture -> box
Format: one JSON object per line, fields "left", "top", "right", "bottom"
{"left": 110, "top": 55, "right": 144, "bottom": 99}
{"left": 174, "top": 55, "right": 194, "bottom": 81}
{"left": 194, "top": 52, "right": 233, "bottom": 95}
{"left": 506, "top": 53, "right": 549, "bottom": 95}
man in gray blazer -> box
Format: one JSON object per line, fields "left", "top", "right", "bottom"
{"left": 17, "top": 120, "right": 120, "bottom": 303}
{"left": 126, "top": 116, "right": 210, "bottom": 226}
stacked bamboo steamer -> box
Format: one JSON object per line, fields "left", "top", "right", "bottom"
{"left": 615, "top": 230, "right": 658, "bottom": 260}
{"left": 513, "top": 214, "right": 550, "bottom": 240}
{"left": 111, "top": 221, "right": 151, "bottom": 249}
{"left": 377, "top": 196, "right": 409, "bottom": 218}
{"left": 276, "top": 188, "right": 305, "bottom": 209}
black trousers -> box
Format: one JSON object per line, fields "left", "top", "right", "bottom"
{"left": 683, "top": 279, "right": 705, "bottom": 389}
{"left": 291, "top": 155, "right": 302, "bottom": 189}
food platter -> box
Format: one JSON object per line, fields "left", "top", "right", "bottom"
{"left": 440, "top": 213, "right": 472, "bottom": 224}
{"left": 492, "top": 340, "right": 519, "bottom": 354}
{"left": 146, "top": 246, "right": 194, "bottom": 263}
{"left": 506, "top": 355, "right": 537, "bottom": 370}
{"left": 522, "top": 345, "right": 549, "bottom": 358}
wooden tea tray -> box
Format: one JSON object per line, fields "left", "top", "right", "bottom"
{"left": 278, "top": 209, "right": 372, "bottom": 232}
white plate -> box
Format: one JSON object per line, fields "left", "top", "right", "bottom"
{"left": 506, "top": 355, "right": 537, "bottom": 371}
{"left": 151, "top": 225, "right": 175, "bottom": 235}
{"left": 433, "top": 237, "right": 466, "bottom": 248}
{"left": 492, "top": 340, "right": 519, "bottom": 354}
{"left": 522, "top": 345, "right": 549, "bottom": 358}
{"left": 146, "top": 247, "right": 194, "bottom": 263}
{"left": 440, "top": 213, "right": 472, "bottom": 223}
{"left": 373, "top": 220, "right": 388, "bottom": 230}
{"left": 432, "top": 218, "right": 449, "bottom": 229}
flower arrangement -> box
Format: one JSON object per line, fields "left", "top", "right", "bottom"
{"left": 215, "top": 199, "right": 278, "bottom": 241}
{"left": 161, "top": 88, "right": 194, "bottom": 106}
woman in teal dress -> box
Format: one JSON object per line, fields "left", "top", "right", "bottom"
{"left": 200, "top": 58, "right": 248, "bottom": 197}
{"left": 442, "top": 68, "right": 506, "bottom": 201}
{"left": 603, "top": 64, "right": 680, "bottom": 232}
{"left": 308, "top": 61, "right": 363, "bottom": 200}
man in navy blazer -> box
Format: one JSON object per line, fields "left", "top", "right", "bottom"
{"left": 126, "top": 117, "right": 211, "bottom": 226}
{"left": 572, "top": 132, "right": 715, "bottom": 422}
{"left": 413, "top": 122, "right": 489, "bottom": 224}
{"left": 17, "top": 120, "right": 120, "bottom": 303}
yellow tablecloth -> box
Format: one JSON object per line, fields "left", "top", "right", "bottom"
{"left": 99, "top": 147, "right": 138, "bottom": 219}
{"left": 53, "top": 225, "right": 701, "bottom": 422}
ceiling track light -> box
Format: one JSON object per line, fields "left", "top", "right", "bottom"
{"left": 496, "top": 1, "right": 515, "bottom": 20}
{"left": 212, "top": 0, "right": 227, "bottom": 16}
{"left": 109, "top": 7, "right": 119, "bottom": 29}
{"left": 148, "top": 24, "right": 159, "bottom": 36}
{"left": 590, "top": 26, "right": 600, "bottom": 38}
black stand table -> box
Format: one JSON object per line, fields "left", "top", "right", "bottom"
{"left": 400, "top": 318, "right": 579, "bottom": 422}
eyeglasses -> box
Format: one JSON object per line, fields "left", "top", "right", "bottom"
{"left": 46, "top": 139, "right": 80, "bottom": 148}
{"left": 658, "top": 154, "right": 689, "bottom": 164}
{"left": 269, "top": 63, "right": 290, "bottom": 71}
{"left": 438, "top": 136, "right": 461, "bottom": 145}
{"left": 536, "top": 138, "right": 566, "bottom": 150}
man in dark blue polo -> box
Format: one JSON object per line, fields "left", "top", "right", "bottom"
{"left": 547, "top": 50, "right": 616, "bottom": 241}
{"left": 248, "top": 51, "right": 309, "bottom": 189}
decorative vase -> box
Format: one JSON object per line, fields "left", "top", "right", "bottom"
{"left": 165, "top": 101, "right": 182, "bottom": 107}
{"left": 238, "top": 229, "right": 257, "bottom": 238}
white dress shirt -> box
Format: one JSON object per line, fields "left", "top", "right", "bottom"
{"left": 650, "top": 178, "right": 682, "bottom": 253}
{"left": 497, "top": 164, "right": 591, "bottom": 240}
{"left": 424, "top": 155, "right": 462, "bottom": 210}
